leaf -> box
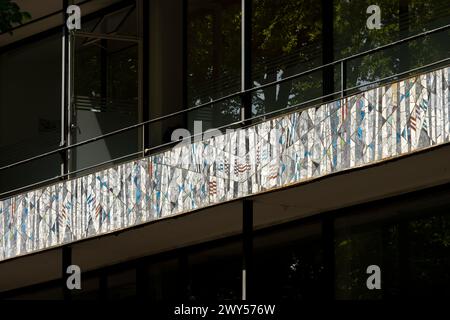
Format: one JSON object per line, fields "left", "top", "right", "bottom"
{"left": 0, "top": 0, "right": 32, "bottom": 34}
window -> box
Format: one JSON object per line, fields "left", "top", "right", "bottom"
{"left": 72, "top": 275, "right": 102, "bottom": 300}
{"left": 5, "top": 284, "right": 63, "bottom": 300}
{"left": 0, "top": 1, "right": 143, "bottom": 194}
{"left": 253, "top": 221, "right": 325, "bottom": 300}
{"left": 187, "top": 0, "right": 242, "bottom": 131}
{"left": 107, "top": 268, "right": 137, "bottom": 300}
{"left": 334, "top": 0, "right": 450, "bottom": 94}
{"left": 71, "top": 4, "right": 141, "bottom": 173}
{"left": 146, "top": 258, "right": 181, "bottom": 301}
{"left": 335, "top": 197, "right": 450, "bottom": 299}
{"left": 406, "top": 213, "right": 450, "bottom": 297}
{"left": 335, "top": 213, "right": 399, "bottom": 299}
{"left": 252, "top": 0, "right": 325, "bottom": 116}
{"left": 0, "top": 33, "right": 62, "bottom": 193}
{"left": 186, "top": 242, "right": 242, "bottom": 301}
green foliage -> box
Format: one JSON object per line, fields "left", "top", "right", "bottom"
{"left": 335, "top": 0, "right": 449, "bottom": 89}
{"left": 187, "top": 0, "right": 242, "bottom": 126}
{"left": 187, "top": 0, "right": 449, "bottom": 121}
{"left": 74, "top": 40, "right": 139, "bottom": 103}
{"left": 0, "top": 0, "right": 31, "bottom": 34}
{"left": 336, "top": 211, "right": 450, "bottom": 299}
{"left": 252, "top": 0, "right": 323, "bottom": 114}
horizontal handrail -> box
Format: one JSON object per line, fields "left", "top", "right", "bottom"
{"left": 0, "top": 24, "right": 449, "bottom": 198}
{"left": 2, "top": 24, "right": 448, "bottom": 173}
{"left": 73, "top": 31, "right": 141, "bottom": 42}
{"left": 250, "top": 23, "right": 450, "bottom": 92}
{"left": 0, "top": 57, "right": 448, "bottom": 200}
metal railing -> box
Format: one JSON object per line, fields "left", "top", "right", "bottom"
{"left": 0, "top": 23, "right": 449, "bottom": 199}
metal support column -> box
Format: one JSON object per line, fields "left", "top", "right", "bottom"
{"left": 241, "top": 0, "right": 252, "bottom": 125}
{"left": 242, "top": 199, "right": 253, "bottom": 300}
{"left": 142, "top": 0, "right": 150, "bottom": 156}
{"left": 60, "top": 0, "right": 70, "bottom": 178}
{"left": 340, "top": 60, "right": 347, "bottom": 98}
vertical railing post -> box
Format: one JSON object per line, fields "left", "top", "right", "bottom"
{"left": 340, "top": 60, "right": 347, "bottom": 98}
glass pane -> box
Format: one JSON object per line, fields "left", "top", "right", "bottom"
{"left": 72, "top": 276, "right": 101, "bottom": 300}
{"left": 252, "top": 0, "right": 323, "bottom": 115}
{"left": 187, "top": 242, "right": 242, "bottom": 301}
{"left": 5, "top": 286, "right": 63, "bottom": 300}
{"left": 72, "top": 35, "right": 141, "bottom": 174}
{"left": 147, "top": 259, "right": 180, "bottom": 301}
{"left": 0, "top": 33, "right": 62, "bottom": 193}
{"left": 252, "top": 68, "right": 333, "bottom": 118}
{"left": 0, "top": 154, "right": 61, "bottom": 195}
{"left": 334, "top": 0, "right": 400, "bottom": 60}
{"left": 335, "top": 0, "right": 450, "bottom": 94}
{"left": 187, "top": 0, "right": 241, "bottom": 131}
{"left": 79, "top": 4, "right": 138, "bottom": 37}
{"left": 186, "top": 96, "right": 241, "bottom": 134}
{"left": 335, "top": 206, "right": 450, "bottom": 299}
{"left": 335, "top": 218, "right": 398, "bottom": 300}
{"left": 146, "top": 0, "right": 185, "bottom": 152}
{"left": 253, "top": 221, "right": 324, "bottom": 300}
{"left": 107, "top": 268, "right": 137, "bottom": 300}
{"left": 406, "top": 213, "right": 450, "bottom": 297}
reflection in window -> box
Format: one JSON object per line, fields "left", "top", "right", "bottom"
{"left": 335, "top": 220, "right": 399, "bottom": 300}
{"left": 407, "top": 213, "right": 450, "bottom": 297}
{"left": 335, "top": 207, "right": 450, "bottom": 299}
{"left": 253, "top": 221, "right": 324, "bottom": 300}
{"left": 147, "top": 259, "right": 180, "bottom": 301}
{"left": 0, "top": 34, "right": 62, "bottom": 193}
{"left": 5, "top": 285, "right": 63, "bottom": 300}
{"left": 251, "top": 0, "right": 324, "bottom": 116}
{"left": 71, "top": 6, "right": 141, "bottom": 174}
{"left": 334, "top": 0, "right": 450, "bottom": 94}
{"left": 80, "top": 4, "right": 138, "bottom": 36}
{"left": 72, "top": 275, "right": 101, "bottom": 300}
{"left": 187, "top": 0, "right": 241, "bottom": 131}
{"left": 187, "top": 242, "right": 242, "bottom": 301}
{"left": 107, "top": 268, "right": 137, "bottom": 300}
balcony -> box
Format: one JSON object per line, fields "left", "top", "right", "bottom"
{"left": 0, "top": 63, "right": 448, "bottom": 261}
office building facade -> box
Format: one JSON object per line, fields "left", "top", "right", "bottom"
{"left": 0, "top": 0, "right": 449, "bottom": 300}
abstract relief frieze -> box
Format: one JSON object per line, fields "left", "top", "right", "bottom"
{"left": 0, "top": 66, "right": 449, "bottom": 261}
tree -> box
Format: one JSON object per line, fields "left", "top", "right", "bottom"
{"left": 252, "top": 0, "right": 322, "bottom": 114}
{"left": 0, "top": 0, "right": 31, "bottom": 34}
{"left": 187, "top": 0, "right": 449, "bottom": 129}
{"left": 187, "top": 0, "right": 323, "bottom": 124}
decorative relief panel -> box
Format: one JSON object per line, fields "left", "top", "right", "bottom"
{"left": 0, "top": 66, "right": 449, "bottom": 261}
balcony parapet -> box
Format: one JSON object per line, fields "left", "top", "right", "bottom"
{"left": 0, "top": 66, "right": 449, "bottom": 261}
